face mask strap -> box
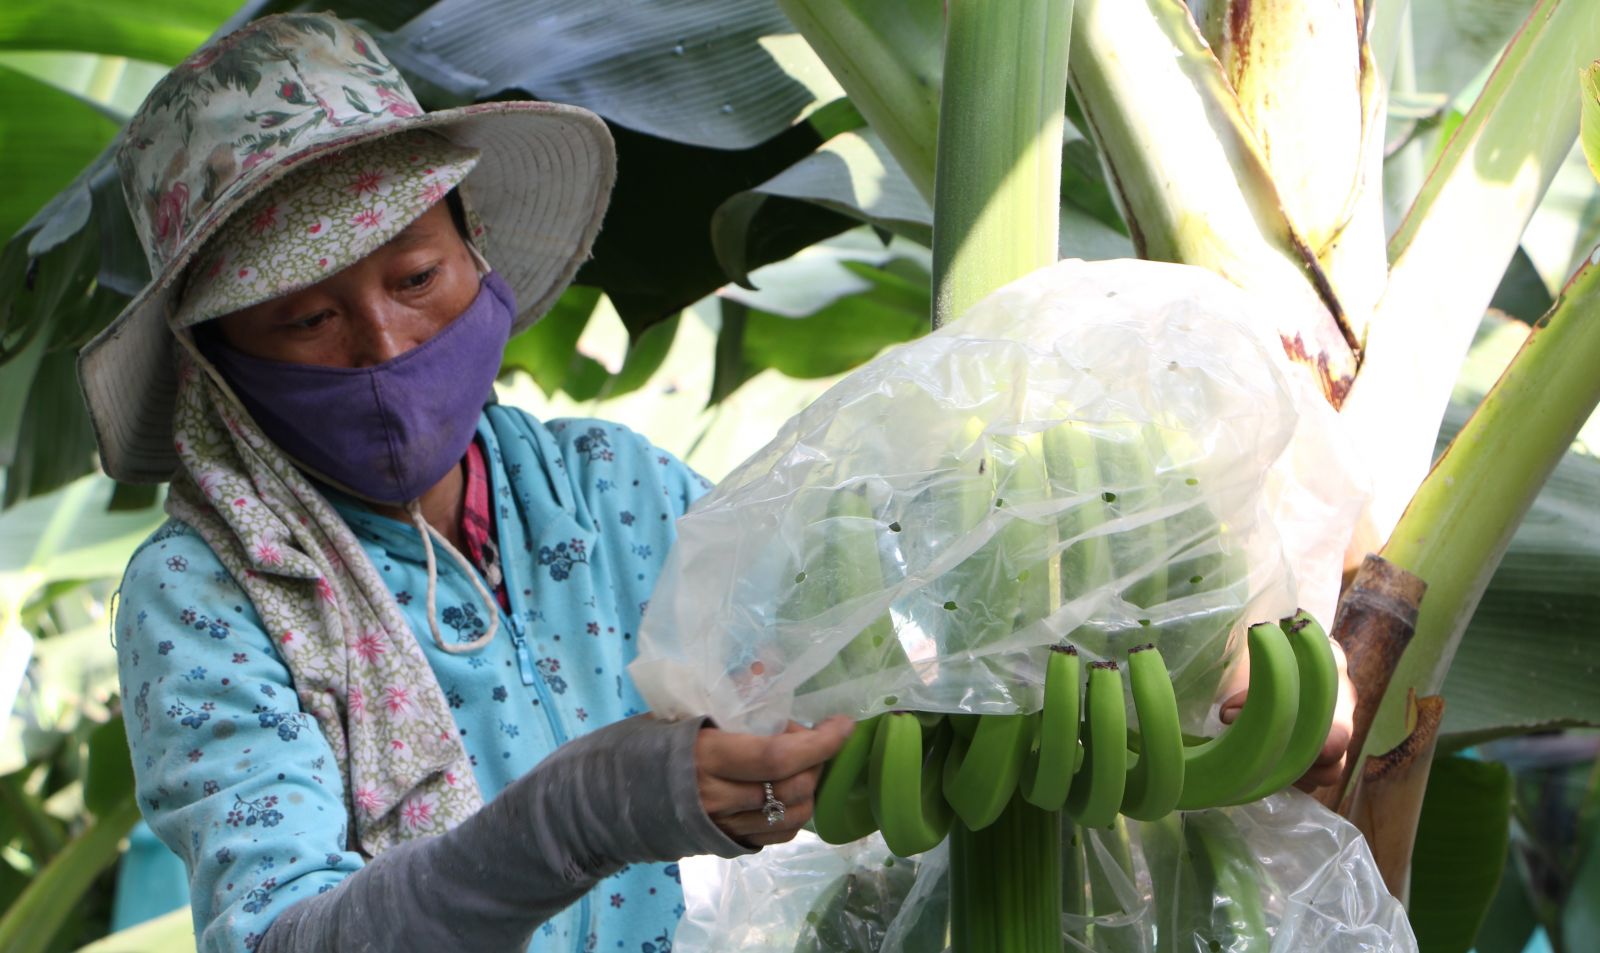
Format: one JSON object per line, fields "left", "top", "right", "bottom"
{"left": 406, "top": 500, "right": 500, "bottom": 654}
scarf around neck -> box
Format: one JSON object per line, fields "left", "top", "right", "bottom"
{"left": 164, "top": 342, "right": 485, "bottom": 856}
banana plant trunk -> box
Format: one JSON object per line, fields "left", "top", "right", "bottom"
{"left": 933, "top": 0, "right": 1072, "bottom": 949}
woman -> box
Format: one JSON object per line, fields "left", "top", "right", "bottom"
{"left": 87, "top": 13, "right": 850, "bottom": 953}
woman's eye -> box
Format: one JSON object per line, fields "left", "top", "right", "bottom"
{"left": 401, "top": 266, "right": 439, "bottom": 290}
{"left": 291, "top": 311, "right": 331, "bottom": 330}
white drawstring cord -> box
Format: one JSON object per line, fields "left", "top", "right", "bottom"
{"left": 406, "top": 501, "right": 500, "bottom": 654}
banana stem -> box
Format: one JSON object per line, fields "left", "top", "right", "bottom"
{"left": 1362, "top": 251, "right": 1600, "bottom": 767}
{"left": 950, "top": 796, "right": 1063, "bottom": 953}
{"left": 930, "top": 0, "right": 1072, "bottom": 328}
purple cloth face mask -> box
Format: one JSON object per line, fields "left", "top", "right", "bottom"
{"left": 203, "top": 271, "right": 515, "bottom": 505}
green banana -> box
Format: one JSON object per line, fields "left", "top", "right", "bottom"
{"left": 868, "top": 712, "right": 955, "bottom": 856}
{"left": 943, "top": 713, "right": 1034, "bottom": 831}
{"left": 813, "top": 714, "right": 884, "bottom": 845}
{"left": 1107, "top": 423, "right": 1169, "bottom": 612}
{"left": 1041, "top": 419, "right": 1110, "bottom": 601}
{"left": 1021, "top": 644, "right": 1082, "bottom": 811}
{"left": 993, "top": 432, "right": 1057, "bottom": 634}
{"left": 1120, "top": 643, "right": 1185, "bottom": 821}
{"left": 1176, "top": 622, "right": 1301, "bottom": 811}
{"left": 1225, "top": 609, "right": 1339, "bottom": 805}
{"left": 1064, "top": 660, "right": 1128, "bottom": 829}
{"left": 1185, "top": 811, "right": 1272, "bottom": 953}
{"left": 793, "top": 485, "right": 908, "bottom": 700}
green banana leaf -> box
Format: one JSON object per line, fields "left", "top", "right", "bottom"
{"left": 0, "top": 472, "right": 165, "bottom": 622}
{"left": 710, "top": 126, "right": 1135, "bottom": 285}
{"left": 72, "top": 907, "right": 196, "bottom": 953}
{"left": 375, "top": 0, "right": 840, "bottom": 149}
{"left": 1408, "top": 755, "right": 1515, "bottom": 953}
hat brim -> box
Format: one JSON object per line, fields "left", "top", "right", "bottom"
{"left": 78, "top": 100, "right": 616, "bottom": 485}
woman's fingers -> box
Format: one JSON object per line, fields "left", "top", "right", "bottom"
{"left": 696, "top": 716, "right": 854, "bottom": 784}
{"left": 698, "top": 768, "right": 821, "bottom": 818}
{"left": 714, "top": 797, "right": 816, "bottom": 841}
{"left": 694, "top": 716, "right": 853, "bottom": 823}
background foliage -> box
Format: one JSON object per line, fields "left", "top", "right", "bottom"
{"left": 0, "top": 0, "right": 1596, "bottom": 950}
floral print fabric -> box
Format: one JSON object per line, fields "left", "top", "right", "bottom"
{"left": 118, "top": 14, "right": 433, "bottom": 276}
{"left": 165, "top": 343, "right": 484, "bottom": 855}
{"left": 120, "top": 395, "right": 711, "bottom": 952}
{"left": 173, "top": 131, "right": 479, "bottom": 328}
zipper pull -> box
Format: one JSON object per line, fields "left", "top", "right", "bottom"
{"left": 508, "top": 613, "right": 537, "bottom": 687}
{"left": 514, "top": 640, "right": 537, "bottom": 687}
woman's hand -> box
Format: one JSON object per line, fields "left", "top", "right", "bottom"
{"left": 1219, "top": 638, "right": 1356, "bottom": 792}
{"left": 694, "top": 715, "right": 855, "bottom": 847}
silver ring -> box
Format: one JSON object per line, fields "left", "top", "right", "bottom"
{"left": 762, "top": 781, "right": 786, "bottom": 826}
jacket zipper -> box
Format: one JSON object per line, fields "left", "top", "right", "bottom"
{"left": 505, "top": 609, "right": 589, "bottom": 952}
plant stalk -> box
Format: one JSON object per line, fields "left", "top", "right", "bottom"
{"left": 950, "top": 797, "right": 1063, "bottom": 953}
{"left": 928, "top": 2, "right": 1070, "bottom": 950}
{"left": 1066, "top": 0, "right": 1356, "bottom": 403}
{"left": 930, "top": 0, "right": 1071, "bottom": 328}
{"left": 773, "top": 0, "right": 944, "bottom": 202}
{"left": 1362, "top": 250, "right": 1600, "bottom": 766}
{"left": 1340, "top": 0, "right": 1600, "bottom": 549}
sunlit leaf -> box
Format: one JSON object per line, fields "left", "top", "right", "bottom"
{"left": 0, "top": 0, "right": 236, "bottom": 64}
{"left": 499, "top": 285, "right": 602, "bottom": 397}
{"left": 71, "top": 907, "right": 195, "bottom": 953}
{"left": 0, "top": 474, "right": 164, "bottom": 621}
{"left": 1581, "top": 61, "right": 1600, "bottom": 186}
{"left": 741, "top": 259, "right": 928, "bottom": 379}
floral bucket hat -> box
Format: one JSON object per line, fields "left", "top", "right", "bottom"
{"left": 78, "top": 12, "right": 616, "bottom": 484}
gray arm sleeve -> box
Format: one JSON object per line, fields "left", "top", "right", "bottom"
{"left": 256, "top": 715, "right": 753, "bottom": 953}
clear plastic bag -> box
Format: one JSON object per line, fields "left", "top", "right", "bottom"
{"left": 633, "top": 259, "right": 1327, "bottom": 734}
{"left": 674, "top": 792, "right": 1418, "bottom": 953}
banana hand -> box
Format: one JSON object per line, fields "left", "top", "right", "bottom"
{"left": 1064, "top": 660, "right": 1128, "bottom": 829}
{"left": 1224, "top": 610, "right": 1340, "bottom": 805}
{"left": 943, "top": 713, "right": 1033, "bottom": 831}
{"left": 1120, "top": 643, "right": 1185, "bottom": 821}
{"left": 1176, "top": 622, "right": 1299, "bottom": 811}
{"left": 813, "top": 714, "right": 883, "bottom": 845}
{"left": 868, "top": 712, "right": 955, "bottom": 856}
{"left": 1021, "top": 644, "right": 1082, "bottom": 811}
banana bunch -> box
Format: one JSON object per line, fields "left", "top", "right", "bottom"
{"left": 814, "top": 611, "right": 1338, "bottom": 856}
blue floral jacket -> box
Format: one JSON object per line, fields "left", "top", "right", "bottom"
{"left": 116, "top": 407, "right": 710, "bottom": 953}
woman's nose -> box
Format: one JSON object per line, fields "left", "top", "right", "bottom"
{"left": 348, "top": 305, "right": 426, "bottom": 367}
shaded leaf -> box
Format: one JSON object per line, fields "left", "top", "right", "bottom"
{"left": 709, "top": 297, "right": 755, "bottom": 406}
{"left": 1408, "top": 755, "right": 1513, "bottom": 953}
{"left": 2, "top": 350, "right": 100, "bottom": 507}
{"left": 382, "top": 0, "right": 841, "bottom": 149}
{"left": 551, "top": 312, "right": 681, "bottom": 404}
{"left": 575, "top": 119, "right": 853, "bottom": 336}
{"left": 82, "top": 717, "right": 132, "bottom": 819}
{"left": 1488, "top": 245, "right": 1556, "bottom": 325}
{"left": 1473, "top": 854, "right": 1540, "bottom": 953}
